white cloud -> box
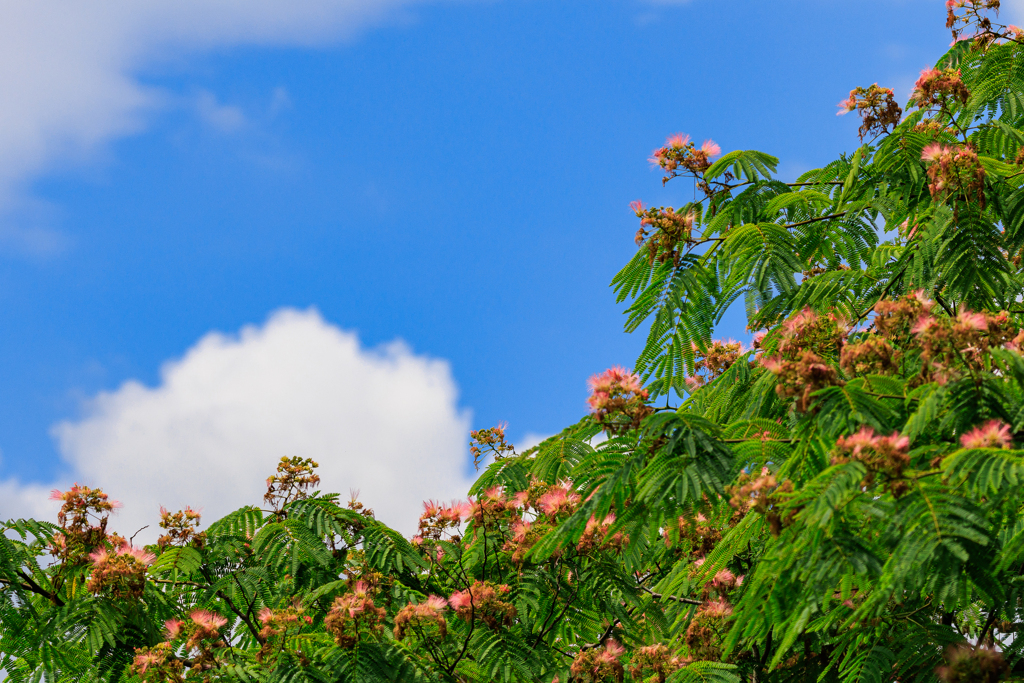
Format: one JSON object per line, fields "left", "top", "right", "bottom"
{"left": 195, "top": 90, "right": 247, "bottom": 133}
{"left": 0, "top": 0, "right": 466, "bottom": 248}
{"left": 0, "top": 309, "right": 474, "bottom": 539}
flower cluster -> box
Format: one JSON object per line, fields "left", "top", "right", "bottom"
{"left": 628, "top": 644, "right": 685, "bottom": 683}
{"left": 393, "top": 595, "right": 448, "bottom": 640}
{"left": 960, "top": 419, "right": 1013, "bottom": 449}
{"left": 631, "top": 200, "right": 696, "bottom": 266}
{"left": 257, "top": 604, "right": 313, "bottom": 639}
{"left": 937, "top": 644, "right": 1009, "bottom": 683}
{"left": 840, "top": 335, "right": 898, "bottom": 377}
{"left": 833, "top": 427, "right": 912, "bottom": 496}
{"left": 912, "top": 306, "right": 1017, "bottom": 381}
{"left": 129, "top": 643, "right": 183, "bottom": 683}
{"left": 569, "top": 640, "right": 626, "bottom": 683}
{"left": 537, "top": 480, "right": 582, "bottom": 517}
{"left": 759, "top": 308, "right": 846, "bottom": 412}
{"left": 684, "top": 339, "right": 745, "bottom": 392}
{"left": 664, "top": 512, "right": 721, "bottom": 558}
{"left": 685, "top": 598, "right": 733, "bottom": 662}
{"left": 504, "top": 519, "right": 541, "bottom": 563}
{"left": 922, "top": 143, "right": 986, "bottom": 206}
{"left": 469, "top": 485, "right": 522, "bottom": 529}
{"left": 324, "top": 582, "right": 386, "bottom": 648}
{"left": 910, "top": 68, "right": 970, "bottom": 109}
{"left": 264, "top": 456, "right": 321, "bottom": 511}
{"left": 412, "top": 499, "right": 471, "bottom": 545}
{"left": 836, "top": 83, "right": 903, "bottom": 140}
{"left": 945, "top": 0, "right": 1009, "bottom": 50}
{"left": 156, "top": 610, "right": 230, "bottom": 673}
{"left": 255, "top": 605, "right": 314, "bottom": 663}
{"left": 48, "top": 484, "right": 120, "bottom": 560}
{"left": 86, "top": 544, "right": 155, "bottom": 599}
{"left": 873, "top": 290, "right": 935, "bottom": 340}
{"left": 726, "top": 468, "right": 793, "bottom": 536}
{"left": 449, "top": 580, "right": 516, "bottom": 629}
{"left": 587, "top": 366, "right": 652, "bottom": 433}
{"left": 470, "top": 422, "right": 516, "bottom": 469}
{"left": 576, "top": 513, "right": 626, "bottom": 554}
{"left": 648, "top": 133, "right": 721, "bottom": 181}
{"left": 157, "top": 505, "right": 205, "bottom": 550}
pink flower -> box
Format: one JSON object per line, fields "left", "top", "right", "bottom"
{"left": 512, "top": 490, "right": 530, "bottom": 508}
{"left": 960, "top": 420, "right": 1013, "bottom": 449}
{"left": 120, "top": 545, "right": 156, "bottom": 566}
{"left": 165, "top": 619, "right": 184, "bottom": 639}
{"left": 701, "top": 140, "right": 721, "bottom": 158}
{"left": 701, "top": 597, "right": 733, "bottom": 618}
{"left": 836, "top": 93, "right": 857, "bottom": 115}
{"left": 258, "top": 608, "right": 274, "bottom": 625}
{"left": 957, "top": 310, "right": 988, "bottom": 331}
{"left": 48, "top": 489, "right": 65, "bottom": 501}
{"left": 133, "top": 650, "right": 163, "bottom": 674}
{"left": 449, "top": 590, "right": 472, "bottom": 611}
{"left": 630, "top": 199, "right": 645, "bottom": 215}
{"left": 482, "top": 486, "right": 505, "bottom": 502}
{"left": 921, "top": 143, "right": 949, "bottom": 162}
{"left": 537, "top": 483, "right": 580, "bottom": 515}
{"left": 426, "top": 595, "right": 448, "bottom": 611}
{"left": 598, "top": 639, "right": 626, "bottom": 664}
{"left": 89, "top": 548, "right": 110, "bottom": 566}
{"left": 665, "top": 133, "right": 690, "bottom": 148}
{"left": 910, "top": 313, "right": 938, "bottom": 336}
{"left": 711, "top": 569, "right": 736, "bottom": 589}
{"left": 190, "top": 610, "right": 228, "bottom": 631}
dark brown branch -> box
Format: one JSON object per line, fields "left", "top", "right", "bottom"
{"left": 639, "top": 587, "right": 702, "bottom": 605}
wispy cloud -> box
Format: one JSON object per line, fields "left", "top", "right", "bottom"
{"left": 0, "top": 0, "right": 470, "bottom": 250}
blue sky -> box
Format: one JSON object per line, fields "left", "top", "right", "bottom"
{"left": 0, "top": 0, "right": 968, "bottom": 529}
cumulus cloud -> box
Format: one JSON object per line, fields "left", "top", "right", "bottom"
{"left": 0, "top": 309, "right": 474, "bottom": 539}
{"left": 0, "top": 0, "right": 465, "bottom": 246}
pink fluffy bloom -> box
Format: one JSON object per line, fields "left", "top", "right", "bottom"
{"left": 120, "top": 545, "right": 156, "bottom": 566}
{"left": 537, "top": 483, "right": 581, "bottom": 516}
{"left": 190, "top": 610, "right": 228, "bottom": 631}
{"left": 701, "top": 140, "right": 721, "bottom": 157}
{"left": 836, "top": 93, "right": 857, "bottom": 115}
{"left": 665, "top": 133, "right": 690, "bottom": 147}
{"left": 700, "top": 597, "right": 733, "bottom": 618}
{"left": 444, "top": 501, "right": 473, "bottom": 522}
{"left": 449, "top": 590, "right": 472, "bottom": 611}
{"left": 258, "top": 608, "right": 274, "bottom": 625}
{"left": 960, "top": 420, "right": 1013, "bottom": 449}
{"left": 711, "top": 569, "right": 736, "bottom": 589}
{"left": 165, "top": 619, "right": 184, "bottom": 639}
{"left": 684, "top": 376, "right": 702, "bottom": 392}
{"left": 426, "top": 595, "right": 448, "bottom": 611}
{"left": 587, "top": 366, "right": 643, "bottom": 395}
{"left": 910, "top": 313, "right": 939, "bottom": 336}
{"left": 482, "top": 486, "right": 505, "bottom": 502}
{"left": 630, "top": 199, "right": 645, "bottom": 215}
{"left": 921, "top": 143, "right": 950, "bottom": 162}
{"left": 957, "top": 310, "right": 988, "bottom": 331}
{"left": 48, "top": 489, "right": 64, "bottom": 501}
{"left": 89, "top": 548, "right": 110, "bottom": 566}
{"left": 512, "top": 490, "right": 530, "bottom": 509}
{"left": 597, "top": 639, "right": 626, "bottom": 665}
{"left": 422, "top": 500, "right": 441, "bottom": 517}
{"left": 133, "top": 650, "right": 164, "bottom": 674}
